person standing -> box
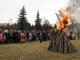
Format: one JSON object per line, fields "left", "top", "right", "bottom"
{"left": 0, "top": 31, "right": 4, "bottom": 44}
{"left": 32, "top": 30, "right": 36, "bottom": 41}
{"left": 39, "top": 31, "right": 43, "bottom": 43}
{"left": 20, "top": 31, "right": 26, "bottom": 43}
{"left": 13, "top": 30, "right": 19, "bottom": 43}
{"left": 8, "top": 29, "right": 13, "bottom": 43}
{"left": 3, "top": 30, "right": 10, "bottom": 44}
{"left": 29, "top": 32, "right": 33, "bottom": 42}
{"left": 42, "top": 30, "right": 47, "bottom": 41}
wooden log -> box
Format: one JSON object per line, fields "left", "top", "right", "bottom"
{"left": 48, "top": 31, "right": 77, "bottom": 54}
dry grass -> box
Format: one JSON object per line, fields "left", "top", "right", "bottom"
{"left": 0, "top": 40, "right": 80, "bottom": 60}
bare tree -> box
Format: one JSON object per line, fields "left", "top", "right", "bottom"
{"left": 70, "top": 0, "right": 80, "bottom": 20}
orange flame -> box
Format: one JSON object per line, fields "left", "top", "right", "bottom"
{"left": 57, "top": 7, "right": 71, "bottom": 30}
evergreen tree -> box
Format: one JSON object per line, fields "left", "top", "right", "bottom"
{"left": 42, "top": 20, "right": 53, "bottom": 30}
{"left": 17, "top": 6, "right": 31, "bottom": 30}
{"left": 35, "top": 11, "right": 42, "bottom": 30}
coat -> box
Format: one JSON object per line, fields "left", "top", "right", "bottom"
{"left": 0, "top": 34, "right": 4, "bottom": 41}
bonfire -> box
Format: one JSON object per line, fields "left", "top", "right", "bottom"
{"left": 48, "top": 7, "right": 77, "bottom": 53}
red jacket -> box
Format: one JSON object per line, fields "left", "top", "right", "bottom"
{"left": 0, "top": 34, "right": 4, "bottom": 41}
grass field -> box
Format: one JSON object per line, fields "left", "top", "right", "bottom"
{"left": 0, "top": 40, "right": 80, "bottom": 60}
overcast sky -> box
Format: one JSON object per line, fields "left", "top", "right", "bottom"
{"left": 0, "top": 0, "right": 69, "bottom": 25}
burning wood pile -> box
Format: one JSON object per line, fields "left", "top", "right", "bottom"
{"left": 48, "top": 7, "right": 77, "bottom": 53}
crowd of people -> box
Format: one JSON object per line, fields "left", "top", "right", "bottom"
{"left": 0, "top": 29, "right": 51, "bottom": 44}
{"left": 0, "top": 29, "right": 76, "bottom": 44}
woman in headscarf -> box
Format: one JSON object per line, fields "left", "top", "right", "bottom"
{"left": 20, "top": 31, "right": 26, "bottom": 43}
